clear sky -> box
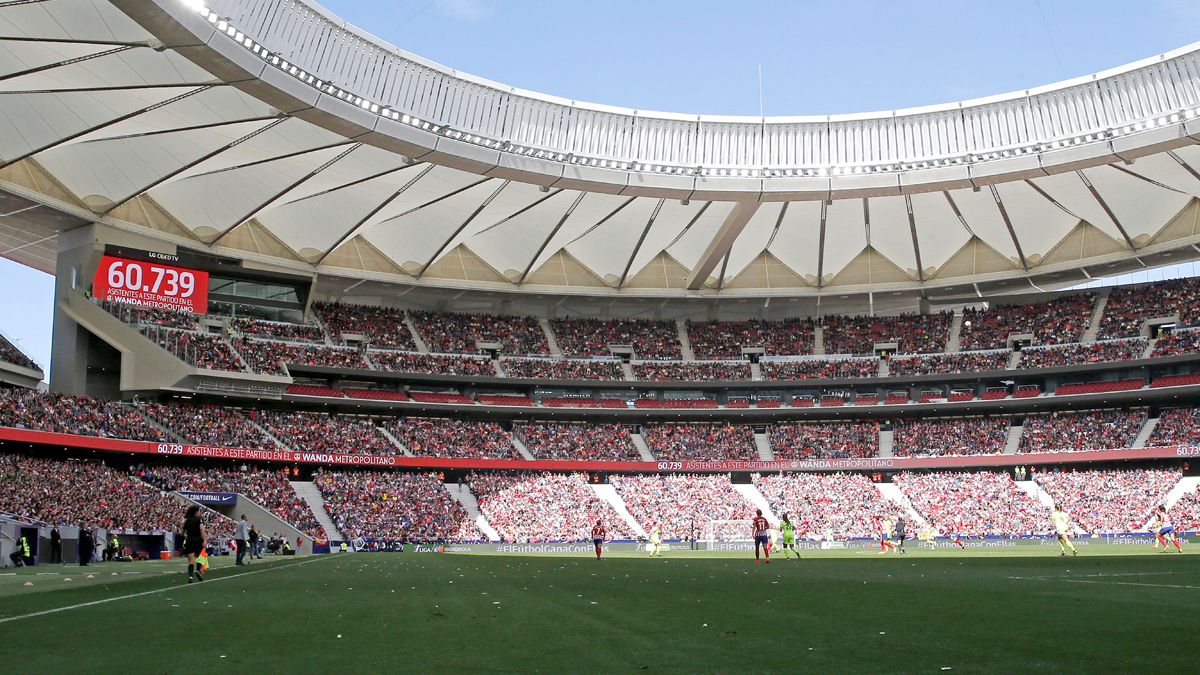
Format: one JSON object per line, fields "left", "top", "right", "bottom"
{"left": 0, "top": 0, "right": 1197, "bottom": 376}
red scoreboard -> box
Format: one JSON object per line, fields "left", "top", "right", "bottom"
{"left": 93, "top": 253, "right": 209, "bottom": 314}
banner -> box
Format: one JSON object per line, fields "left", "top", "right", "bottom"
{"left": 0, "top": 426, "right": 1195, "bottom": 473}
{"left": 92, "top": 254, "right": 209, "bottom": 314}
{"left": 177, "top": 491, "right": 237, "bottom": 505}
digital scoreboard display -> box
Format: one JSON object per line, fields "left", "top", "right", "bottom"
{"left": 93, "top": 253, "right": 209, "bottom": 314}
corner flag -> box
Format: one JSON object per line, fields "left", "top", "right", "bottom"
{"left": 197, "top": 549, "right": 209, "bottom": 572}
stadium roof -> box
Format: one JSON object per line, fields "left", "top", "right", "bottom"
{"left": 3, "top": 0, "right": 1200, "bottom": 305}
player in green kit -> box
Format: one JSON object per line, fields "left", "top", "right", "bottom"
{"left": 777, "top": 513, "right": 800, "bottom": 559}
{"left": 1051, "top": 504, "right": 1078, "bottom": 556}
{"left": 648, "top": 524, "right": 663, "bottom": 557}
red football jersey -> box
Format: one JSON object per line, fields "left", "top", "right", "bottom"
{"left": 591, "top": 524, "right": 606, "bottom": 538}
{"left": 752, "top": 516, "right": 770, "bottom": 537}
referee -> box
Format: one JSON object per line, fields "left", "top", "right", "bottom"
{"left": 182, "top": 505, "right": 207, "bottom": 583}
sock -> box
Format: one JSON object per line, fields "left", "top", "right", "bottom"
{"left": 188, "top": 563, "right": 194, "bottom": 577}
{"left": 1174, "top": 538, "right": 1182, "bottom": 551}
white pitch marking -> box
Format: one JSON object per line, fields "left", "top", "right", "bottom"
{"left": 0, "top": 556, "right": 332, "bottom": 625}
{"left": 1062, "top": 579, "right": 1200, "bottom": 590}
{"left": 1005, "top": 572, "right": 1176, "bottom": 580}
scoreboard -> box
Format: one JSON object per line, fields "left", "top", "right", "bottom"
{"left": 92, "top": 249, "right": 209, "bottom": 314}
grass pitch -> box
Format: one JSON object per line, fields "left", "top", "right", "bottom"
{"left": 2, "top": 546, "right": 1196, "bottom": 673}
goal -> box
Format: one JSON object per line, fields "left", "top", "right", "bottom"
{"left": 700, "top": 519, "right": 755, "bottom": 550}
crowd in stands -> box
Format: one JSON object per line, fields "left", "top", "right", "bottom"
{"left": 1170, "top": 487, "right": 1200, "bottom": 531}
{"left": 370, "top": 350, "right": 495, "bottom": 377}
{"left": 894, "top": 471, "right": 1047, "bottom": 536}
{"left": 610, "top": 474, "right": 752, "bottom": 540}
{"left": 515, "top": 422, "right": 640, "bottom": 461}
{"left": 1097, "top": 277, "right": 1200, "bottom": 339}
{"left": 685, "top": 319, "right": 814, "bottom": 359}
{"left": 551, "top": 318, "right": 681, "bottom": 360}
{"left": 1018, "top": 409, "right": 1144, "bottom": 454}
{"left": 1018, "top": 339, "right": 1147, "bottom": 369}
{"left": 1146, "top": 408, "right": 1200, "bottom": 446}
{"left": 143, "top": 328, "right": 244, "bottom": 372}
{"left": 235, "top": 340, "right": 368, "bottom": 374}
{"left": 255, "top": 410, "right": 396, "bottom": 455}
{"left": 888, "top": 350, "right": 1009, "bottom": 377}
{"left": 314, "top": 302, "right": 417, "bottom": 350}
{"left": 822, "top": 312, "right": 951, "bottom": 355}
{"left": 0, "top": 453, "right": 227, "bottom": 534}
{"left": 960, "top": 294, "right": 1095, "bottom": 350}
{"left": 1150, "top": 329, "right": 1200, "bottom": 358}
{"left": 643, "top": 423, "right": 757, "bottom": 461}
{"left": 412, "top": 311, "right": 548, "bottom": 356}
{"left": 315, "top": 469, "right": 471, "bottom": 541}
{"left": 386, "top": 418, "right": 517, "bottom": 459}
{"left": 753, "top": 472, "right": 900, "bottom": 539}
{"left": 769, "top": 421, "right": 879, "bottom": 460}
{"left": 102, "top": 301, "right": 198, "bottom": 331}
{"left": 762, "top": 357, "right": 878, "bottom": 380}
{"left": 466, "top": 472, "right": 632, "bottom": 542}
{"left": 501, "top": 357, "right": 623, "bottom": 380}
{"left": 893, "top": 417, "right": 1009, "bottom": 457}
{"left": 138, "top": 464, "right": 322, "bottom": 537}
{"left": 232, "top": 317, "right": 325, "bottom": 343}
{"left": 143, "top": 403, "right": 276, "bottom": 449}
{"left": 0, "top": 334, "right": 37, "bottom": 370}
{"left": 1035, "top": 469, "right": 1180, "bottom": 533}
{"left": 633, "top": 360, "right": 752, "bottom": 382}
{"left": 0, "top": 388, "right": 167, "bottom": 442}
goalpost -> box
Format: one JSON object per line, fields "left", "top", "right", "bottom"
{"left": 700, "top": 519, "right": 754, "bottom": 550}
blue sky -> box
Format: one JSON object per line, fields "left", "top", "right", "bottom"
{"left": 1, "top": 0, "right": 1197, "bottom": 376}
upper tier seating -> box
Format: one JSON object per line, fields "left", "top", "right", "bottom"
{"left": 1149, "top": 329, "right": 1200, "bottom": 358}
{"left": 1018, "top": 409, "right": 1145, "bottom": 453}
{"left": 685, "top": 318, "right": 814, "bottom": 359}
{"left": 633, "top": 360, "right": 752, "bottom": 381}
{"left": 643, "top": 423, "right": 757, "bottom": 461}
{"left": 769, "top": 421, "right": 879, "bottom": 459}
{"left": 1097, "top": 277, "right": 1200, "bottom": 339}
{"left": 893, "top": 417, "right": 1009, "bottom": 457}
{"left": 0, "top": 334, "right": 38, "bottom": 370}
{"left": 386, "top": 418, "right": 517, "bottom": 459}
{"left": 232, "top": 317, "right": 325, "bottom": 343}
{"left": 143, "top": 328, "right": 245, "bottom": 372}
{"left": 888, "top": 350, "right": 1009, "bottom": 376}
{"left": 235, "top": 339, "right": 368, "bottom": 375}
{"left": 370, "top": 350, "right": 495, "bottom": 377}
{"left": 411, "top": 311, "right": 548, "bottom": 356}
{"left": 959, "top": 294, "right": 1095, "bottom": 350}
{"left": 761, "top": 357, "right": 878, "bottom": 380}
{"left": 313, "top": 302, "right": 417, "bottom": 350}
{"left": 501, "top": 357, "right": 624, "bottom": 380}
{"left": 821, "top": 312, "right": 951, "bottom": 355}
{"left": 515, "top": 422, "right": 640, "bottom": 461}
{"left": 1018, "top": 339, "right": 1147, "bottom": 369}
{"left": 551, "top": 318, "right": 681, "bottom": 360}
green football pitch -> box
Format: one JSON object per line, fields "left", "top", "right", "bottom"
{"left": 2, "top": 546, "right": 1196, "bottom": 673}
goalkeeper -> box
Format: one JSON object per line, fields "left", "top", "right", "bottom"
{"left": 777, "top": 513, "right": 800, "bottom": 559}
{"left": 648, "top": 524, "right": 663, "bottom": 557}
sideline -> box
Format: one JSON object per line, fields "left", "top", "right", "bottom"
{"left": 0, "top": 555, "right": 335, "bottom": 624}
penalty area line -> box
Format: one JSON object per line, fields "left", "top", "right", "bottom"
{"left": 0, "top": 555, "right": 333, "bottom": 625}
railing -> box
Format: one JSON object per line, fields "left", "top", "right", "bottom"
{"left": 192, "top": 0, "right": 1200, "bottom": 174}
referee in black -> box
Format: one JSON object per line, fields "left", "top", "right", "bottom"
{"left": 182, "top": 505, "right": 207, "bottom": 583}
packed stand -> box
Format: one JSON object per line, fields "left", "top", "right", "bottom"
{"left": 1035, "top": 469, "right": 1180, "bottom": 533}
{"left": 411, "top": 311, "right": 548, "bottom": 356}
{"left": 762, "top": 357, "right": 878, "bottom": 380}
{"left": 315, "top": 469, "right": 473, "bottom": 542}
{"left": 515, "top": 422, "right": 640, "bottom": 461}
{"left": 370, "top": 350, "right": 494, "bottom": 377}
{"left": 1097, "top": 277, "right": 1200, "bottom": 339}
{"left": 551, "top": 317, "right": 681, "bottom": 359}
{"left": 313, "top": 301, "right": 417, "bottom": 350}
{"left": 1149, "top": 328, "right": 1200, "bottom": 358}
{"left": 894, "top": 471, "right": 1048, "bottom": 537}
{"left": 101, "top": 300, "right": 198, "bottom": 330}
{"left": 888, "top": 350, "right": 1009, "bottom": 376}
{"left": 1146, "top": 407, "right": 1200, "bottom": 446}
{"left": 753, "top": 472, "right": 901, "bottom": 539}
{"left": 769, "top": 421, "right": 879, "bottom": 460}
{"left": 685, "top": 318, "right": 814, "bottom": 359}
{"left": 386, "top": 418, "right": 518, "bottom": 460}
{"left": 0, "top": 453, "right": 230, "bottom": 534}
{"left": 0, "top": 389, "right": 167, "bottom": 441}
{"left": 1018, "top": 339, "right": 1146, "bottom": 369}
{"left": 643, "top": 423, "right": 757, "bottom": 461}
{"left": 234, "top": 339, "right": 368, "bottom": 375}
{"left": 821, "top": 312, "right": 951, "bottom": 355}
{"left": 138, "top": 465, "right": 322, "bottom": 538}
{"left": 142, "top": 327, "right": 244, "bottom": 372}
{"left": 610, "top": 474, "right": 753, "bottom": 540}
{"left": 501, "top": 357, "right": 623, "bottom": 380}
{"left": 231, "top": 317, "right": 325, "bottom": 344}
{"left": 633, "top": 360, "right": 751, "bottom": 382}
{"left": 255, "top": 410, "right": 395, "bottom": 455}
{"left": 0, "top": 334, "right": 38, "bottom": 371}
{"left": 143, "top": 403, "right": 276, "bottom": 449}
{"left": 466, "top": 472, "right": 633, "bottom": 542}
{"left": 959, "top": 294, "right": 1095, "bottom": 350}
{"left": 1018, "top": 409, "right": 1144, "bottom": 454}
{"left": 893, "top": 417, "right": 1009, "bottom": 457}
{"left": 1169, "top": 487, "right": 1200, "bottom": 532}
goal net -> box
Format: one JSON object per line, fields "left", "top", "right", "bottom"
{"left": 700, "top": 519, "right": 755, "bottom": 549}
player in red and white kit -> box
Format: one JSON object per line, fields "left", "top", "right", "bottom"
{"left": 591, "top": 519, "right": 606, "bottom": 560}
{"left": 752, "top": 509, "right": 771, "bottom": 564}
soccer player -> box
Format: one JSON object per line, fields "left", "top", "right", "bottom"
{"left": 1148, "top": 510, "right": 1164, "bottom": 549}
{"left": 1154, "top": 506, "right": 1183, "bottom": 553}
{"left": 1051, "top": 503, "right": 1078, "bottom": 557}
{"left": 752, "top": 509, "right": 771, "bottom": 564}
{"left": 591, "top": 519, "right": 606, "bottom": 560}
{"left": 648, "top": 524, "right": 663, "bottom": 557}
{"left": 182, "top": 504, "right": 207, "bottom": 583}
{"left": 894, "top": 516, "right": 907, "bottom": 555}
{"left": 878, "top": 516, "right": 897, "bottom": 554}
{"left": 777, "top": 513, "right": 800, "bottom": 559}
